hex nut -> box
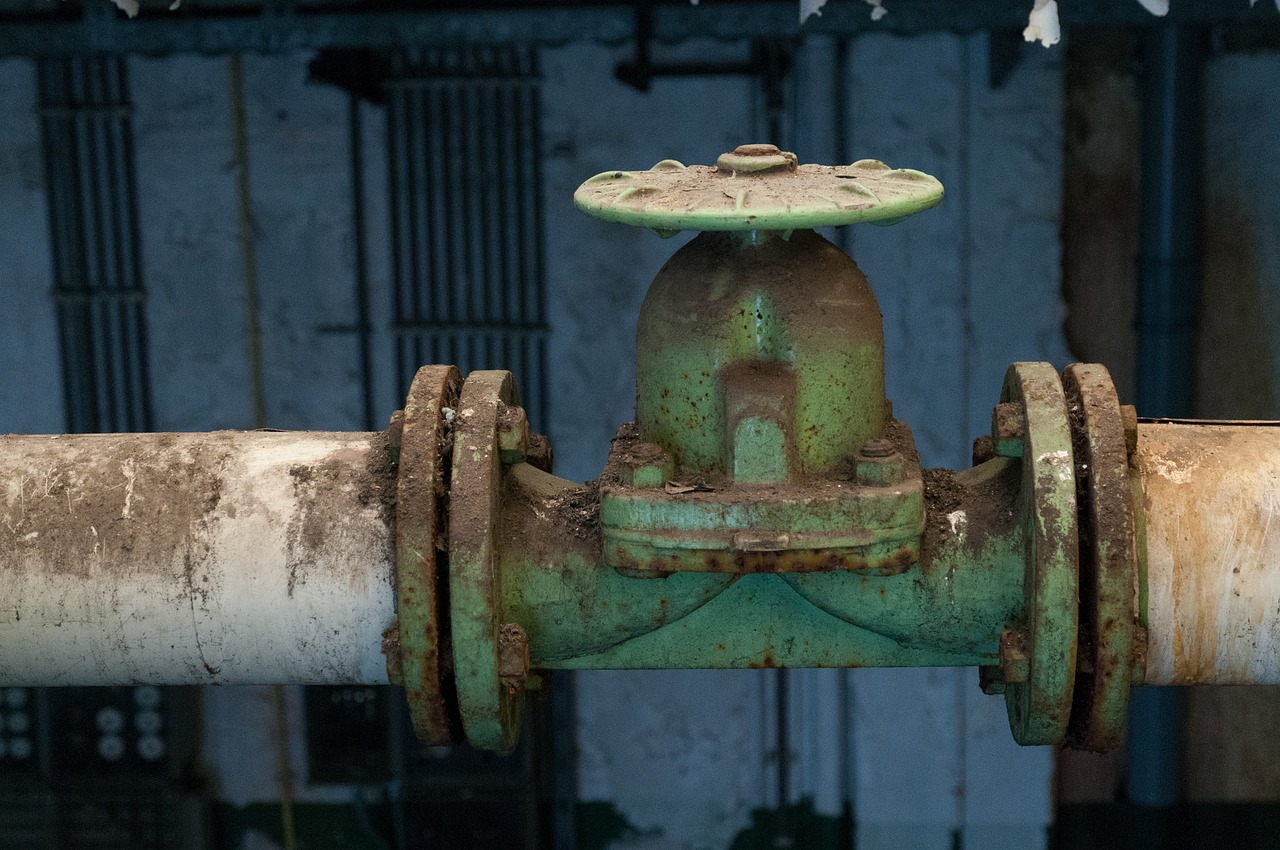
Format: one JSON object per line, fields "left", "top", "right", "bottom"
{"left": 998, "top": 628, "right": 1030, "bottom": 684}
{"left": 618, "top": 443, "right": 675, "bottom": 488}
{"left": 992, "top": 402, "right": 1026, "bottom": 458}
{"left": 856, "top": 439, "right": 904, "bottom": 486}
{"left": 497, "top": 622, "right": 530, "bottom": 694}
{"left": 972, "top": 435, "right": 996, "bottom": 465}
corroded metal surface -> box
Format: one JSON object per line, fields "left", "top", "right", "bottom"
{"left": 598, "top": 420, "right": 923, "bottom": 575}
{"left": 998, "top": 363, "right": 1079, "bottom": 745}
{"left": 1063, "top": 363, "right": 1138, "bottom": 751}
{"left": 1138, "top": 422, "right": 1280, "bottom": 685}
{"left": 573, "top": 146, "right": 943, "bottom": 233}
{"left": 395, "top": 365, "right": 462, "bottom": 746}
{"left": 449, "top": 370, "right": 526, "bottom": 751}
{"left": 0, "top": 430, "right": 396, "bottom": 684}
{"left": 634, "top": 229, "right": 886, "bottom": 478}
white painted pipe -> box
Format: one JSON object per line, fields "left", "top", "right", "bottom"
{"left": 1138, "top": 422, "right": 1280, "bottom": 685}
{"left": 0, "top": 430, "right": 397, "bottom": 685}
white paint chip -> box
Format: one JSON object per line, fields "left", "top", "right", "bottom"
{"left": 110, "top": 0, "right": 140, "bottom": 17}
{"left": 866, "top": 0, "right": 888, "bottom": 21}
{"left": 800, "top": 0, "right": 828, "bottom": 23}
{"left": 1023, "top": 0, "right": 1061, "bottom": 47}
{"left": 1137, "top": 0, "right": 1170, "bottom": 14}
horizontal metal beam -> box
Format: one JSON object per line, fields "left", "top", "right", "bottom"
{"left": 0, "top": 0, "right": 1275, "bottom": 57}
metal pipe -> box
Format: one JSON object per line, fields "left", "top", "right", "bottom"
{"left": 0, "top": 430, "right": 396, "bottom": 685}
{"left": 1136, "top": 422, "right": 1280, "bottom": 686}
{"left": 1129, "top": 21, "right": 1204, "bottom": 809}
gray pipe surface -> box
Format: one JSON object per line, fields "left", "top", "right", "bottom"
{"left": 0, "top": 430, "right": 397, "bottom": 685}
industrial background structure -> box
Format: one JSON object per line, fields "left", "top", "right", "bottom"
{"left": 0, "top": 1, "right": 1279, "bottom": 848}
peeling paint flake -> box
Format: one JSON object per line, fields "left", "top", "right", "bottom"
{"left": 1037, "top": 449, "right": 1073, "bottom": 482}
{"left": 1023, "top": 0, "right": 1061, "bottom": 47}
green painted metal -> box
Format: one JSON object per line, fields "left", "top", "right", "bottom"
{"left": 494, "top": 457, "right": 1026, "bottom": 672}
{"left": 394, "top": 364, "right": 461, "bottom": 746}
{"left": 633, "top": 229, "right": 886, "bottom": 478}
{"left": 389, "top": 133, "right": 1141, "bottom": 756}
{"left": 996, "top": 363, "right": 1079, "bottom": 746}
{"left": 449, "top": 370, "right": 525, "bottom": 752}
{"left": 1062, "top": 363, "right": 1139, "bottom": 751}
{"left": 573, "top": 146, "right": 943, "bottom": 233}
{"left": 599, "top": 420, "right": 923, "bottom": 576}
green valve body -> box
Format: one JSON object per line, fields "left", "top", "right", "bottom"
{"left": 392, "top": 145, "right": 1144, "bottom": 755}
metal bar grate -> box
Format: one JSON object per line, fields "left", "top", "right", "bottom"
{"left": 387, "top": 45, "right": 548, "bottom": 430}
{"left": 37, "top": 55, "right": 153, "bottom": 435}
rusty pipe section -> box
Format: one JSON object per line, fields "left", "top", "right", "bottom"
{"left": 1137, "top": 422, "right": 1280, "bottom": 685}
{"left": 0, "top": 430, "right": 396, "bottom": 685}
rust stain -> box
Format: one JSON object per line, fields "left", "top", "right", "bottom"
{"left": 1140, "top": 424, "right": 1280, "bottom": 684}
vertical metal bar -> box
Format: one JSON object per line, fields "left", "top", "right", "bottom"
{"left": 38, "top": 54, "right": 152, "bottom": 435}
{"left": 387, "top": 44, "right": 548, "bottom": 425}
{"left": 228, "top": 54, "right": 267, "bottom": 430}
{"left": 1127, "top": 22, "right": 1203, "bottom": 811}
{"left": 348, "top": 92, "right": 376, "bottom": 431}
{"left": 386, "top": 71, "right": 408, "bottom": 393}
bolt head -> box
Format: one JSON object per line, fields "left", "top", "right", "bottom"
{"left": 497, "top": 623, "right": 530, "bottom": 693}
{"left": 498, "top": 405, "right": 530, "bottom": 465}
{"left": 618, "top": 443, "right": 674, "bottom": 488}
{"left": 972, "top": 435, "right": 996, "bottom": 465}
{"left": 991, "top": 403, "right": 1026, "bottom": 458}
{"left": 998, "top": 628, "right": 1029, "bottom": 684}
{"left": 860, "top": 438, "right": 896, "bottom": 458}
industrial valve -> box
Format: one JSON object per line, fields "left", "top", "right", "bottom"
{"left": 1, "top": 146, "right": 1277, "bottom": 756}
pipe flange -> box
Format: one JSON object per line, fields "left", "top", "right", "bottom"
{"left": 449, "top": 370, "right": 526, "bottom": 751}
{"left": 998, "top": 362, "right": 1079, "bottom": 745}
{"left": 1063, "top": 364, "right": 1139, "bottom": 751}
{"left": 396, "top": 365, "right": 463, "bottom": 745}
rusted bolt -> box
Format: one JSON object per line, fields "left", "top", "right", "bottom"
{"left": 497, "top": 405, "right": 529, "bottom": 465}
{"left": 860, "top": 438, "right": 896, "bottom": 458}
{"left": 525, "top": 432, "right": 554, "bottom": 473}
{"left": 972, "top": 435, "right": 996, "bottom": 465}
{"left": 497, "top": 622, "right": 530, "bottom": 694}
{"left": 998, "top": 628, "right": 1029, "bottom": 684}
{"left": 617, "top": 443, "right": 675, "bottom": 488}
{"left": 991, "top": 403, "right": 1026, "bottom": 458}
{"left": 856, "top": 438, "right": 904, "bottom": 486}
{"left": 1120, "top": 404, "right": 1139, "bottom": 458}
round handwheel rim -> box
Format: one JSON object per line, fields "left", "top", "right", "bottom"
{"left": 573, "top": 155, "right": 943, "bottom": 233}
